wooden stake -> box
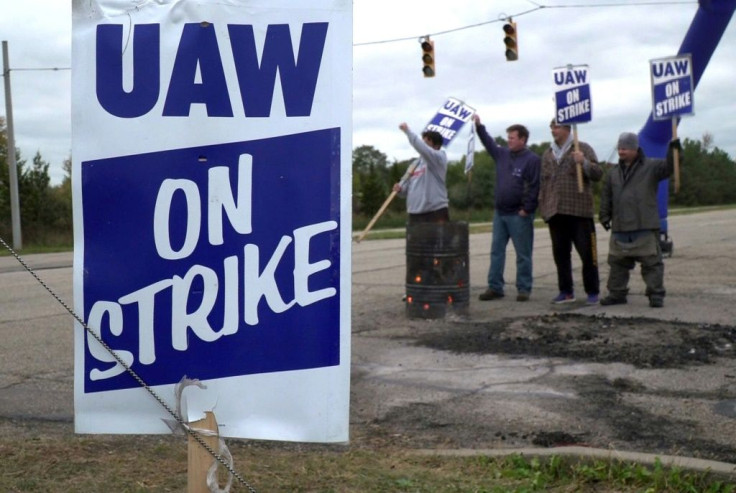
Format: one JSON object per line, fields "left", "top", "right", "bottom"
{"left": 355, "top": 162, "right": 417, "bottom": 243}
{"left": 188, "top": 411, "right": 219, "bottom": 493}
{"left": 573, "top": 124, "right": 583, "bottom": 193}
{"left": 672, "top": 118, "right": 680, "bottom": 194}
{"left": 356, "top": 190, "right": 398, "bottom": 243}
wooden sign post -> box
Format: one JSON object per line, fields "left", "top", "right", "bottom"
{"left": 188, "top": 411, "right": 219, "bottom": 493}
{"left": 672, "top": 118, "right": 680, "bottom": 193}
{"left": 572, "top": 124, "right": 583, "bottom": 193}
{"left": 355, "top": 162, "right": 417, "bottom": 243}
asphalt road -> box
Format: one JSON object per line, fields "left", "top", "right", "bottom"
{"left": 2, "top": 209, "right": 736, "bottom": 468}
{"left": 353, "top": 208, "right": 736, "bottom": 324}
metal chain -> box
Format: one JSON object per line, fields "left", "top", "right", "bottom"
{"left": 0, "top": 236, "right": 257, "bottom": 493}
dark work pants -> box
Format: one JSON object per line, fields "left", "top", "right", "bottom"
{"left": 548, "top": 214, "right": 599, "bottom": 296}
{"left": 606, "top": 250, "right": 665, "bottom": 302}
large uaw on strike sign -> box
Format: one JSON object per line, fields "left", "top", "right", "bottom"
{"left": 650, "top": 54, "right": 694, "bottom": 120}
{"left": 71, "top": 0, "right": 351, "bottom": 442}
{"left": 553, "top": 64, "right": 592, "bottom": 125}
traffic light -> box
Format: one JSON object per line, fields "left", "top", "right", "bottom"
{"left": 503, "top": 20, "right": 518, "bottom": 61}
{"left": 421, "top": 36, "right": 435, "bottom": 77}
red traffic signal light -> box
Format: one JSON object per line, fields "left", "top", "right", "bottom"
{"left": 421, "top": 37, "right": 435, "bottom": 77}
{"left": 503, "top": 21, "right": 518, "bottom": 61}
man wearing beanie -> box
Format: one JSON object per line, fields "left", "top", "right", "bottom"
{"left": 599, "top": 131, "right": 681, "bottom": 308}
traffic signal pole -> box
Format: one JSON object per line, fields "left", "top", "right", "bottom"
{"left": 2, "top": 40, "right": 22, "bottom": 250}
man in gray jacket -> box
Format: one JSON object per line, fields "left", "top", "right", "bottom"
{"left": 599, "top": 132, "right": 681, "bottom": 308}
{"left": 393, "top": 123, "right": 449, "bottom": 224}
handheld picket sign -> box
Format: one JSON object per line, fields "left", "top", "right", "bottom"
{"left": 465, "top": 122, "right": 476, "bottom": 176}
{"left": 650, "top": 54, "right": 693, "bottom": 193}
{"left": 424, "top": 97, "right": 476, "bottom": 148}
{"left": 553, "top": 64, "right": 592, "bottom": 192}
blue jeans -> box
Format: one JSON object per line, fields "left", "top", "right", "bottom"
{"left": 488, "top": 211, "right": 534, "bottom": 294}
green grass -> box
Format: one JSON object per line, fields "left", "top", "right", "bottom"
{"left": 1, "top": 433, "right": 734, "bottom": 492}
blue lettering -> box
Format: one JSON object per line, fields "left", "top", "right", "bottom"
{"left": 674, "top": 59, "right": 689, "bottom": 75}
{"left": 163, "top": 23, "right": 234, "bottom": 117}
{"left": 653, "top": 62, "right": 664, "bottom": 78}
{"left": 444, "top": 101, "right": 459, "bottom": 114}
{"left": 653, "top": 60, "right": 690, "bottom": 79}
{"left": 228, "top": 23, "right": 328, "bottom": 117}
{"left": 554, "top": 69, "right": 587, "bottom": 86}
{"left": 96, "top": 24, "right": 160, "bottom": 118}
{"left": 95, "top": 22, "right": 327, "bottom": 119}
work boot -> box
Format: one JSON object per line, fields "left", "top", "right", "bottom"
{"left": 649, "top": 297, "right": 664, "bottom": 308}
{"left": 479, "top": 288, "right": 504, "bottom": 301}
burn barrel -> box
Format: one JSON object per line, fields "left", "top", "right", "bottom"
{"left": 405, "top": 221, "right": 469, "bottom": 319}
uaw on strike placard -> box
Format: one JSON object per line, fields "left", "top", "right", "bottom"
{"left": 650, "top": 54, "right": 694, "bottom": 121}
{"left": 424, "top": 97, "right": 475, "bottom": 148}
{"left": 71, "top": 0, "right": 351, "bottom": 442}
{"left": 552, "top": 64, "right": 591, "bottom": 125}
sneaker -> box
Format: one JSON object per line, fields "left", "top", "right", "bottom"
{"left": 586, "top": 294, "right": 599, "bottom": 305}
{"left": 517, "top": 292, "right": 530, "bottom": 302}
{"left": 649, "top": 298, "right": 664, "bottom": 308}
{"left": 600, "top": 296, "right": 627, "bottom": 306}
{"left": 479, "top": 288, "right": 504, "bottom": 301}
{"left": 551, "top": 292, "right": 575, "bottom": 304}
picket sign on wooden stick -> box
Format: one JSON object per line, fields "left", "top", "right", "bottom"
{"left": 188, "top": 411, "right": 219, "bottom": 493}
{"left": 672, "top": 118, "right": 680, "bottom": 193}
{"left": 573, "top": 124, "right": 583, "bottom": 193}
{"left": 355, "top": 162, "right": 417, "bottom": 243}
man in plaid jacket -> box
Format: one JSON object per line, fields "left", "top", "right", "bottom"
{"left": 538, "top": 120, "right": 603, "bottom": 305}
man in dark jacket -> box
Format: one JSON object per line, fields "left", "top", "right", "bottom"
{"left": 599, "top": 132, "right": 681, "bottom": 308}
{"left": 474, "top": 114, "right": 540, "bottom": 302}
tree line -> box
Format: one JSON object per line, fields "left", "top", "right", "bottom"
{"left": 353, "top": 133, "right": 736, "bottom": 223}
{"left": 1, "top": 116, "right": 735, "bottom": 250}
{"left": 0, "top": 117, "right": 72, "bottom": 247}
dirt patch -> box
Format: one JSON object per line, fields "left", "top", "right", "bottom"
{"left": 414, "top": 314, "right": 736, "bottom": 368}
{"left": 351, "top": 314, "right": 736, "bottom": 464}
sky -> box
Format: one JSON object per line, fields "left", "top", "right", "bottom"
{"left": 1, "top": 0, "right": 735, "bottom": 185}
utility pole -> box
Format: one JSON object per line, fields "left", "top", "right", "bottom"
{"left": 2, "top": 40, "right": 22, "bottom": 250}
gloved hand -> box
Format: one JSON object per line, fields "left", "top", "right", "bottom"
{"left": 602, "top": 221, "right": 611, "bottom": 231}
{"left": 669, "top": 138, "right": 682, "bottom": 152}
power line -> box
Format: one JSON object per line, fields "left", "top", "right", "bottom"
{"left": 353, "top": 7, "right": 541, "bottom": 46}
{"left": 353, "top": 20, "right": 497, "bottom": 46}
{"left": 353, "top": 1, "right": 697, "bottom": 46}
{"left": 3, "top": 1, "right": 701, "bottom": 65}
{"left": 10, "top": 67, "right": 70, "bottom": 72}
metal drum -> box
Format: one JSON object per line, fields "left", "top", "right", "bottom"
{"left": 405, "top": 221, "right": 469, "bottom": 319}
